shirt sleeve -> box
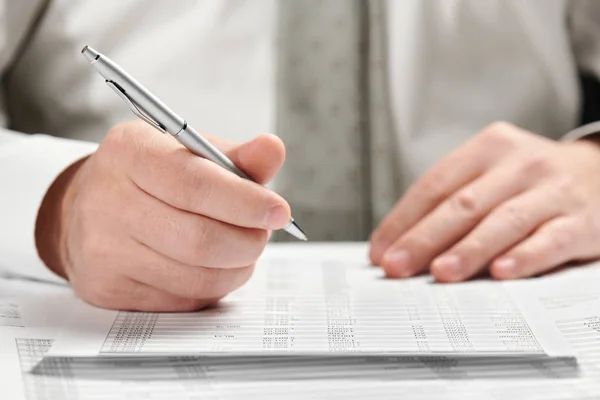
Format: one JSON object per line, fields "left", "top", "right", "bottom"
{"left": 0, "top": 130, "right": 97, "bottom": 283}
{"left": 0, "top": 2, "right": 98, "bottom": 283}
{"left": 562, "top": 121, "right": 600, "bottom": 141}
{"left": 565, "top": 0, "right": 600, "bottom": 140}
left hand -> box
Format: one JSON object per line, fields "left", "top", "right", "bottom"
{"left": 369, "top": 122, "right": 600, "bottom": 282}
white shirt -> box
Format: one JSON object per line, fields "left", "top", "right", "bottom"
{"left": 1, "top": 0, "right": 600, "bottom": 282}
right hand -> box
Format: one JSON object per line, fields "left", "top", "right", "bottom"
{"left": 36, "top": 120, "right": 290, "bottom": 311}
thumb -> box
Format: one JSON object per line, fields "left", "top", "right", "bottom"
{"left": 206, "top": 133, "right": 286, "bottom": 185}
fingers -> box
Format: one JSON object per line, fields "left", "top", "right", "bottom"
{"left": 221, "top": 133, "right": 286, "bottom": 184}
{"left": 128, "top": 186, "right": 270, "bottom": 268}
{"left": 106, "top": 125, "right": 290, "bottom": 230}
{"left": 379, "top": 163, "right": 532, "bottom": 278}
{"left": 490, "top": 217, "right": 580, "bottom": 280}
{"left": 430, "top": 187, "right": 562, "bottom": 282}
{"left": 369, "top": 122, "right": 539, "bottom": 265}
{"left": 162, "top": 129, "right": 286, "bottom": 185}
{"left": 66, "top": 122, "right": 279, "bottom": 312}
{"left": 78, "top": 277, "right": 218, "bottom": 312}
{"left": 369, "top": 156, "right": 483, "bottom": 264}
{"left": 125, "top": 242, "right": 254, "bottom": 301}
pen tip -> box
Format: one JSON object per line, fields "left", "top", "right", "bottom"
{"left": 81, "top": 45, "right": 88, "bottom": 54}
{"left": 286, "top": 220, "right": 308, "bottom": 241}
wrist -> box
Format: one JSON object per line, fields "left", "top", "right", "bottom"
{"left": 35, "top": 157, "right": 88, "bottom": 279}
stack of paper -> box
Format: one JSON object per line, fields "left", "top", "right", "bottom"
{"left": 2, "top": 243, "right": 600, "bottom": 399}
{"left": 48, "top": 247, "right": 570, "bottom": 357}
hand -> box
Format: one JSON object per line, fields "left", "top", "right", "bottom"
{"left": 369, "top": 122, "right": 600, "bottom": 282}
{"left": 36, "top": 120, "right": 290, "bottom": 311}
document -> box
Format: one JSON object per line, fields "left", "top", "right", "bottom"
{"left": 0, "top": 277, "right": 74, "bottom": 329}
{"left": 0, "top": 303, "right": 23, "bottom": 327}
{"left": 3, "top": 244, "right": 600, "bottom": 399}
{"left": 4, "top": 332, "right": 582, "bottom": 400}
{"left": 0, "top": 276, "right": 596, "bottom": 400}
{"left": 49, "top": 244, "right": 571, "bottom": 357}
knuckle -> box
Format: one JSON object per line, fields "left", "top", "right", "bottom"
{"left": 547, "top": 228, "right": 572, "bottom": 254}
{"left": 500, "top": 203, "right": 530, "bottom": 233}
{"left": 552, "top": 178, "right": 580, "bottom": 208}
{"left": 105, "top": 121, "right": 163, "bottom": 167}
{"left": 519, "top": 153, "right": 554, "bottom": 177}
{"left": 103, "top": 124, "right": 129, "bottom": 148}
{"left": 487, "top": 121, "right": 513, "bottom": 132}
{"left": 477, "top": 121, "right": 531, "bottom": 151}
{"left": 481, "top": 121, "right": 513, "bottom": 141}
{"left": 411, "top": 175, "right": 447, "bottom": 205}
{"left": 450, "top": 188, "right": 480, "bottom": 219}
{"left": 552, "top": 176, "right": 574, "bottom": 193}
{"left": 101, "top": 124, "right": 131, "bottom": 155}
{"left": 98, "top": 122, "right": 143, "bottom": 167}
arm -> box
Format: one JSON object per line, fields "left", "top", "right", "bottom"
{"left": 0, "top": 131, "right": 96, "bottom": 282}
{"left": 0, "top": 3, "right": 288, "bottom": 311}
{"left": 0, "top": 1, "right": 98, "bottom": 282}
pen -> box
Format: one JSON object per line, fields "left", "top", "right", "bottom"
{"left": 81, "top": 45, "right": 307, "bottom": 241}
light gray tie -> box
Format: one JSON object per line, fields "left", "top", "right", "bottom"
{"left": 274, "top": 0, "right": 399, "bottom": 242}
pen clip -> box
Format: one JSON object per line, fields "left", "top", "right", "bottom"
{"left": 105, "top": 80, "right": 167, "bottom": 134}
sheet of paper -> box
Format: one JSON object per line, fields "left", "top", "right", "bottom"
{"left": 0, "top": 303, "right": 24, "bottom": 327}
{"left": 0, "top": 278, "right": 74, "bottom": 329}
{"left": 2, "top": 245, "right": 600, "bottom": 399}
{"left": 49, "top": 244, "right": 571, "bottom": 357}
{"left": 0, "top": 295, "right": 594, "bottom": 400}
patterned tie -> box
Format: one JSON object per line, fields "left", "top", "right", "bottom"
{"left": 274, "top": 0, "right": 399, "bottom": 242}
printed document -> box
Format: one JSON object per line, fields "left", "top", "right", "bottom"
{"left": 4, "top": 244, "right": 600, "bottom": 399}
{"left": 49, "top": 244, "right": 571, "bottom": 357}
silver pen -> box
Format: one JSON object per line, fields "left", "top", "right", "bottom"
{"left": 81, "top": 45, "right": 306, "bottom": 241}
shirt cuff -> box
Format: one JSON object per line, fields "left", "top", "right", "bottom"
{"left": 562, "top": 121, "right": 600, "bottom": 141}
{"left": 0, "top": 133, "right": 97, "bottom": 283}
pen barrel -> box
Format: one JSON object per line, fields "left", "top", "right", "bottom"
{"left": 90, "top": 51, "right": 185, "bottom": 135}
{"left": 175, "top": 124, "right": 251, "bottom": 180}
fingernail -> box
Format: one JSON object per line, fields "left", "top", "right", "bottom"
{"left": 432, "top": 254, "right": 462, "bottom": 279}
{"left": 383, "top": 250, "right": 412, "bottom": 278}
{"left": 369, "top": 240, "right": 389, "bottom": 264}
{"left": 266, "top": 204, "right": 288, "bottom": 229}
{"left": 494, "top": 257, "right": 516, "bottom": 277}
